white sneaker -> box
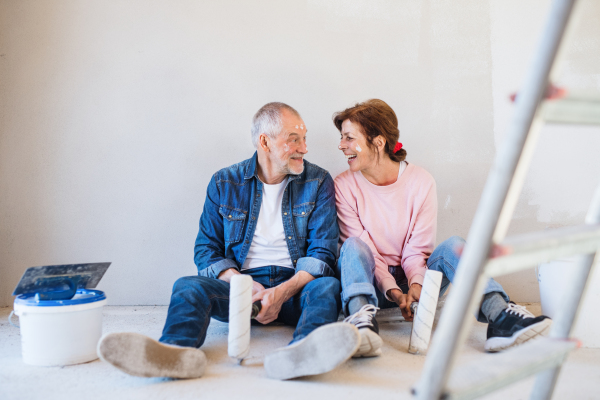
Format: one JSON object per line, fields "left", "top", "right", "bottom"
{"left": 264, "top": 322, "right": 360, "bottom": 380}
{"left": 97, "top": 332, "right": 207, "bottom": 379}
{"left": 344, "top": 304, "right": 383, "bottom": 357}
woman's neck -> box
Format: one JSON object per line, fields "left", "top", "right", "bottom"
{"left": 361, "top": 157, "right": 401, "bottom": 186}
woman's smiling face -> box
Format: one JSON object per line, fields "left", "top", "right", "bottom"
{"left": 338, "top": 119, "right": 378, "bottom": 173}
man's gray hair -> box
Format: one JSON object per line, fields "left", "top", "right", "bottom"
{"left": 251, "top": 102, "right": 301, "bottom": 148}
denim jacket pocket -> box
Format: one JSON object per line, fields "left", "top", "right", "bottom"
{"left": 292, "top": 202, "right": 315, "bottom": 239}
{"left": 219, "top": 206, "right": 247, "bottom": 243}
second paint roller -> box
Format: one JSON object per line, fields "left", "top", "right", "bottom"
{"left": 228, "top": 274, "right": 262, "bottom": 363}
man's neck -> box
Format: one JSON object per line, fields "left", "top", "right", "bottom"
{"left": 256, "top": 151, "right": 287, "bottom": 184}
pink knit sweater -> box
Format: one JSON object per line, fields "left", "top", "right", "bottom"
{"left": 334, "top": 162, "right": 437, "bottom": 297}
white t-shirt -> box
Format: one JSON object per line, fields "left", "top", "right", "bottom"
{"left": 242, "top": 178, "right": 294, "bottom": 270}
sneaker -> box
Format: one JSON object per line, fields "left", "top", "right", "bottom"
{"left": 484, "top": 302, "right": 552, "bottom": 353}
{"left": 344, "top": 304, "right": 383, "bottom": 358}
{"left": 264, "top": 322, "right": 360, "bottom": 380}
{"left": 97, "top": 332, "right": 207, "bottom": 379}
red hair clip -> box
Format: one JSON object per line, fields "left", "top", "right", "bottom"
{"left": 394, "top": 142, "right": 403, "bottom": 152}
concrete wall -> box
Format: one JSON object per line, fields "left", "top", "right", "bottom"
{"left": 1, "top": 1, "right": 599, "bottom": 310}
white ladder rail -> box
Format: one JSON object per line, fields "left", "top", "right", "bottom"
{"left": 413, "top": 1, "right": 578, "bottom": 399}
{"left": 529, "top": 184, "right": 600, "bottom": 400}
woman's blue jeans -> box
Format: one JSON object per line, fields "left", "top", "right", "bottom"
{"left": 337, "top": 236, "right": 509, "bottom": 323}
{"left": 159, "top": 266, "right": 341, "bottom": 348}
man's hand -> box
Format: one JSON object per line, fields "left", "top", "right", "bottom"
{"left": 252, "top": 280, "right": 265, "bottom": 296}
{"left": 252, "top": 270, "right": 315, "bottom": 324}
{"left": 217, "top": 268, "right": 265, "bottom": 296}
{"left": 217, "top": 268, "right": 240, "bottom": 282}
{"left": 252, "top": 286, "right": 286, "bottom": 324}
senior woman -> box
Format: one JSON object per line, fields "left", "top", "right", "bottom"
{"left": 334, "top": 99, "right": 551, "bottom": 357}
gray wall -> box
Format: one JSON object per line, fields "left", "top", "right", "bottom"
{"left": 1, "top": 0, "right": 599, "bottom": 306}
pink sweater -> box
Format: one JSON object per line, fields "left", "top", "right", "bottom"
{"left": 334, "top": 163, "right": 437, "bottom": 297}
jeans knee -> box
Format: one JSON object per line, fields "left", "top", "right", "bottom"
{"left": 310, "top": 276, "right": 341, "bottom": 296}
{"left": 172, "top": 276, "right": 211, "bottom": 296}
{"left": 341, "top": 237, "right": 369, "bottom": 256}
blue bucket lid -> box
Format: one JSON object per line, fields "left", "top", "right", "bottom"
{"left": 14, "top": 289, "right": 106, "bottom": 307}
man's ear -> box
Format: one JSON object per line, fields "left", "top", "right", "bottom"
{"left": 258, "top": 134, "right": 270, "bottom": 152}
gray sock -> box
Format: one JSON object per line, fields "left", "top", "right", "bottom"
{"left": 481, "top": 292, "right": 508, "bottom": 323}
{"left": 348, "top": 295, "right": 370, "bottom": 315}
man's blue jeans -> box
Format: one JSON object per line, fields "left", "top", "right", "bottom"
{"left": 337, "top": 236, "right": 509, "bottom": 323}
{"left": 159, "top": 266, "right": 341, "bottom": 347}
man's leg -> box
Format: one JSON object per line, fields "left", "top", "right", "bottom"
{"left": 428, "top": 236, "right": 551, "bottom": 352}
{"left": 264, "top": 276, "right": 360, "bottom": 380}
{"left": 98, "top": 276, "right": 230, "bottom": 378}
{"left": 337, "top": 237, "right": 383, "bottom": 357}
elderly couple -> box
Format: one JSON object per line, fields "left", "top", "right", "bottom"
{"left": 98, "top": 100, "right": 551, "bottom": 380}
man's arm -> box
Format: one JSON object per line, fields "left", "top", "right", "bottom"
{"left": 194, "top": 174, "right": 239, "bottom": 279}
{"left": 252, "top": 271, "right": 314, "bottom": 324}
{"left": 295, "top": 172, "right": 339, "bottom": 278}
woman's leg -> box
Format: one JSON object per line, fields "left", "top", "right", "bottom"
{"left": 338, "top": 237, "right": 379, "bottom": 315}
{"left": 427, "top": 236, "right": 510, "bottom": 323}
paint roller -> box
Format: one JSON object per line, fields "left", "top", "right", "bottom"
{"left": 228, "top": 274, "right": 262, "bottom": 363}
{"left": 408, "top": 269, "right": 443, "bottom": 354}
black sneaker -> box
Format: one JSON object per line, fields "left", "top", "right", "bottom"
{"left": 343, "top": 304, "right": 383, "bottom": 357}
{"left": 484, "top": 302, "right": 552, "bottom": 352}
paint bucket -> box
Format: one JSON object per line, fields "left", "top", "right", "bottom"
{"left": 12, "top": 289, "right": 107, "bottom": 366}
{"left": 537, "top": 256, "right": 582, "bottom": 319}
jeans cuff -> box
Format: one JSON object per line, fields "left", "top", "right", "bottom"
{"left": 341, "top": 282, "right": 378, "bottom": 316}
{"left": 198, "top": 258, "right": 238, "bottom": 279}
{"left": 296, "top": 256, "right": 334, "bottom": 278}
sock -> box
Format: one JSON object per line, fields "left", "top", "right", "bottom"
{"left": 348, "top": 295, "right": 369, "bottom": 316}
{"left": 481, "top": 292, "right": 508, "bottom": 323}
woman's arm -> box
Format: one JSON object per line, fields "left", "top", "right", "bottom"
{"left": 335, "top": 181, "right": 402, "bottom": 299}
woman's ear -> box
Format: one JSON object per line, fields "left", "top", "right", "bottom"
{"left": 374, "top": 135, "right": 386, "bottom": 151}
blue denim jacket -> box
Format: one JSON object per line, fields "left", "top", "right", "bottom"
{"left": 194, "top": 152, "right": 339, "bottom": 279}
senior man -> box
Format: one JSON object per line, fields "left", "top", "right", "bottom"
{"left": 98, "top": 102, "right": 360, "bottom": 380}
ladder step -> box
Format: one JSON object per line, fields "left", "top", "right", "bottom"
{"left": 540, "top": 95, "right": 600, "bottom": 125}
{"left": 485, "top": 223, "right": 600, "bottom": 277}
{"left": 443, "top": 337, "right": 577, "bottom": 400}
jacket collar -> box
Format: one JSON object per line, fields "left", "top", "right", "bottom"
{"left": 244, "top": 151, "right": 302, "bottom": 182}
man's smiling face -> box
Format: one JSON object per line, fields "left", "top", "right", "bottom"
{"left": 270, "top": 109, "right": 308, "bottom": 176}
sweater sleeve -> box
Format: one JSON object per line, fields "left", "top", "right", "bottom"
{"left": 401, "top": 179, "right": 437, "bottom": 287}
{"left": 335, "top": 177, "right": 402, "bottom": 298}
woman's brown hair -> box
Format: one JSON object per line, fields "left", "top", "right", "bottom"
{"left": 333, "top": 99, "right": 406, "bottom": 163}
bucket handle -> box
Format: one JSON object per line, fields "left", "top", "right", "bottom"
{"left": 8, "top": 310, "right": 19, "bottom": 328}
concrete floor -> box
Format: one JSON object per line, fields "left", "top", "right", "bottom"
{"left": 1, "top": 304, "right": 599, "bottom": 400}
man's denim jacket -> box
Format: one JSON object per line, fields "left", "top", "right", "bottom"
{"left": 194, "top": 152, "right": 339, "bottom": 279}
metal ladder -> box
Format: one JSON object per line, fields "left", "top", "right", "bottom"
{"left": 413, "top": 0, "right": 600, "bottom": 399}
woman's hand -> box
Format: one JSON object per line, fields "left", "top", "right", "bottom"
{"left": 387, "top": 284, "right": 422, "bottom": 321}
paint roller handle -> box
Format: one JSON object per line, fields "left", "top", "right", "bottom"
{"left": 251, "top": 300, "right": 262, "bottom": 319}
{"left": 410, "top": 301, "right": 418, "bottom": 315}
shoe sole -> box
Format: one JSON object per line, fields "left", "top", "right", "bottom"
{"left": 97, "top": 332, "right": 207, "bottom": 379}
{"left": 484, "top": 318, "right": 552, "bottom": 353}
{"left": 353, "top": 328, "right": 383, "bottom": 358}
{"left": 264, "top": 322, "right": 360, "bottom": 380}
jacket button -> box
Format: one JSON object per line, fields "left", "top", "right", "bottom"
{"left": 288, "top": 236, "right": 292, "bottom": 240}
{"left": 293, "top": 260, "right": 297, "bottom": 263}
{"left": 229, "top": 215, "right": 232, "bottom": 218}
{"left": 257, "top": 193, "right": 261, "bottom": 197}
{"left": 252, "top": 216, "right": 256, "bottom": 220}
{"left": 245, "top": 241, "right": 249, "bottom": 244}
{"left": 301, "top": 211, "right": 305, "bottom": 215}
{"left": 284, "top": 212, "right": 288, "bottom": 216}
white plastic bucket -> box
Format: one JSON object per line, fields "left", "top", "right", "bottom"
{"left": 537, "top": 256, "right": 583, "bottom": 319}
{"left": 13, "top": 289, "right": 107, "bottom": 366}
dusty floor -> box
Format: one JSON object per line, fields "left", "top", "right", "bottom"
{"left": 1, "top": 304, "right": 599, "bottom": 400}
